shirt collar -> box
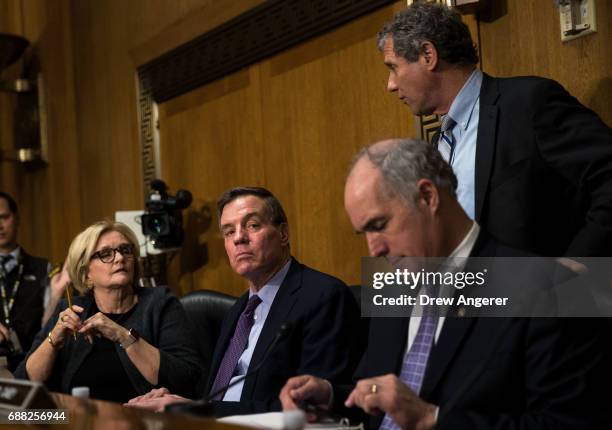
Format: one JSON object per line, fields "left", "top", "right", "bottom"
{"left": 249, "top": 258, "right": 291, "bottom": 306}
{"left": 448, "top": 69, "right": 482, "bottom": 132}
{"left": 0, "top": 246, "right": 21, "bottom": 261}
{"left": 449, "top": 221, "right": 480, "bottom": 260}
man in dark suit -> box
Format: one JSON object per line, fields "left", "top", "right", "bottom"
{"left": 128, "top": 187, "right": 360, "bottom": 416}
{"left": 0, "top": 192, "right": 52, "bottom": 370}
{"left": 377, "top": 2, "right": 612, "bottom": 257}
{"left": 280, "top": 139, "right": 606, "bottom": 429}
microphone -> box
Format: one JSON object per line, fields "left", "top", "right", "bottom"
{"left": 165, "top": 322, "right": 293, "bottom": 416}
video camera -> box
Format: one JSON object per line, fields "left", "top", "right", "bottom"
{"left": 141, "top": 179, "right": 192, "bottom": 250}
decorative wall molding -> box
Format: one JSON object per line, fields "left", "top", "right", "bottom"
{"left": 137, "top": 0, "right": 396, "bottom": 104}
{"left": 135, "top": 0, "right": 396, "bottom": 197}
{"left": 419, "top": 114, "right": 441, "bottom": 144}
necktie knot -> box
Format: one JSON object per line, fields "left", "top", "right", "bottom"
{"left": 440, "top": 114, "right": 456, "bottom": 132}
{"left": 437, "top": 115, "right": 457, "bottom": 164}
{"left": 0, "top": 255, "right": 13, "bottom": 275}
{"left": 244, "top": 295, "right": 262, "bottom": 315}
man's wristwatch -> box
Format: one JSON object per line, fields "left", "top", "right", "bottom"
{"left": 119, "top": 328, "right": 140, "bottom": 349}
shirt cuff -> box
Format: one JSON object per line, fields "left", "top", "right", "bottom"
{"left": 323, "top": 379, "right": 334, "bottom": 408}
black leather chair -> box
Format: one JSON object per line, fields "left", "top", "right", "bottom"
{"left": 349, "top": 284, "right": 362, "bottom": 310}
{"left": 180, "top": 289, "right": 237, "bottom": 393}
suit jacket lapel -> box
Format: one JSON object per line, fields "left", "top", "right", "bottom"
{"left": 205, "top": 293, "right": 248, "bottom": 393}
{"left": 420, "top": 231, "right": 495, "bottom": 399}
{"left": 365, "top": 317, "right": 409, "bottom": 377}
{"left": 420, "top": 316, "right": 475, "bottom": 400}
{"left": 475, "top": 74, "right": 500, "bottom": 221}
{"left": 241, "top": 258, "right": 302, "bottom": 400}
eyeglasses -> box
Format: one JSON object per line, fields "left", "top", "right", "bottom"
{"left": 91, "top": 244, "right": 135, "bottom": 263}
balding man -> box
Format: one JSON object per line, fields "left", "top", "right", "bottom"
{"left": 281, "top": 139, "right": 606, "bottom": 429}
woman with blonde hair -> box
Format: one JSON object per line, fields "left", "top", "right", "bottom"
{"left": 14, "top": 221, "right": 201, "bottom": 403}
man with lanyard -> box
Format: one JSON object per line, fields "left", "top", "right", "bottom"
{"left": 0, "top": 192, "right": 54, "bottom": 370}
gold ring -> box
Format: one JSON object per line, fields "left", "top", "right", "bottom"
{"left": 371, "top": 384, "right": 378, "bottom": 394}
{"left": 61, "top": 316, "right": 66, "bottom": 322}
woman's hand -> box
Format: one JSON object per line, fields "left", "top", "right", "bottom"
{"left": 78, "top": 312, "right": 127, "bottom": 344}
{"left": 49, "top": 265, "right": 71, "bottom": 299}
{"left": 51, "top": 305, "right": 85, "bottom": 346}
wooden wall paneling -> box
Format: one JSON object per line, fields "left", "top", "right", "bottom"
{"left": 23, "top": 0, "right": 82, "bottom": 261}
{"left": 130, "top": 0, "right": 265, "bottom": 67}
{"left": 158, "top": 67, "right": 265, "bottom": 296}
{"left": 71, "top": 0, "right": 141, "bottom": 226}
{"left": 69, "top": 0, "right": 224, "bottom": 227}
{"left": 0, "top": 0, "right": 81, "bottom": 262}
{"left": 478, "top": 0, "right": 611, "bottom": 126}
{"left": 156, "top": 2, "right": 416, "bottom": 295}
{"left": 260, "top": 5, "right": 415, "bottom": 286}
{"left": 0, "top": 0, "right": 23, "bottom": 200}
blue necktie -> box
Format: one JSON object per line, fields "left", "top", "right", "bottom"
{"left": 379, "top": 286, "right": 439, "bottom": 430}
{"left": 437, "top": 115, "right": 456, "bottom": 164}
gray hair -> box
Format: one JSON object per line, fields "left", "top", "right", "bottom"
{"left": 377, "top": 3, "right": 478, "bottom": 66}
{"left": 353, "top": 139, "right": 457, "bottom": 205}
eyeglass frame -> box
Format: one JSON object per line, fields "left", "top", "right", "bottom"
{"left": 91, "top": 244, "right": 136, "bottom": 263}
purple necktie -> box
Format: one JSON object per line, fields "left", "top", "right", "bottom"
{"left": 209, "top": 294, "right": 262, "bottom": 400}
{"left": 379, "top": 287, "right": 439, "bottom": 430}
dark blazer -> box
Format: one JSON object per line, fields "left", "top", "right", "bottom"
{"left": 14, "top": 286, "right": 202, "bottom": 399}
{"left": 475, "top": 74, "right": 612, "bottom": 257}
{"left": 0, "top": 250, "right": 48, "bottom": 369}
{"left": 344, "top": 233, "right": 606, "bottom": 429}
{"left": 207, "top": 258, "right": 361, "bottom": 417}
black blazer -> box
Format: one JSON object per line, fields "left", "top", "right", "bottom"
{"left": 3, "top": 250, "right": 48, "bottom": 355}
{"left": 14, "top": 286, "right": 203, "bottom": 399}
{"left": 475, "top": 74, "right": 612, "bottom": 257}
{"left": 207, "top": 258, "right": 361, "bottom": 417}
{"left": 346, "top": 233, "right": 607, "bottom": 429}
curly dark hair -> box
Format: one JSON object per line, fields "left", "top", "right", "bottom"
{"left": 377, "top": 3, "right": 478, "bottom": 66}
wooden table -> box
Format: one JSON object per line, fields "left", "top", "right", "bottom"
{"left": 4, "top": 393, "right": 246, "bottom": 430}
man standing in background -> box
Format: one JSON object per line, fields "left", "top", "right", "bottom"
{"left": 0, "top": 191, "right": 57, "bottom": 369}
{"left": 377, "top": 2, "right": 612, "bottom": 257}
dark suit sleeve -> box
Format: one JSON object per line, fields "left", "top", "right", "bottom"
{"left": 436, "top": 318, "right": 608, "bottom": 429}
{"left": 13, "top": 301, "right": 65, "bottom": 391}
{"left": 155, "top": 292, "right": 203, "bottom": 398}
{"left": 295, "top": 281, "right": 361, "bottom": 382}
{"left": 533, "top": 79, "right": 612, "bottom": 256}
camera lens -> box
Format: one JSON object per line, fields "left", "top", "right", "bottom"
{"left": 142, "top": 213, "right": 170, "bottom": 236}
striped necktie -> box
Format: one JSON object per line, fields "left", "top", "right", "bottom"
{"left": 437, "top": 115, "right": 457, "bottom": 164}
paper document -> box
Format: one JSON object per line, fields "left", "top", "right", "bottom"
{"left": 218, "top": 412, "right": 361, "bottom": 430}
